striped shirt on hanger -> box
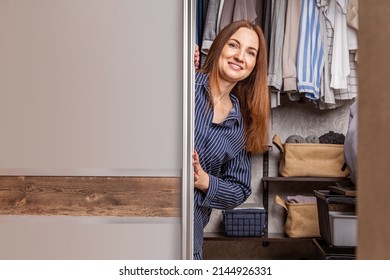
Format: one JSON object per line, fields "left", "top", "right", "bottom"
{"left": 193, "top": 72, "right": 252, "bottom": 260}
{"left": 297, "top": 0, "right": 324, "bottom": 99}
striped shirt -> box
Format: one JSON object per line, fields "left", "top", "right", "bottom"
{"left": 297, "top": 0, "right": 324, "bottom": 99}
{"left": 193, "top": 72, "right": 252, "bottom": 259}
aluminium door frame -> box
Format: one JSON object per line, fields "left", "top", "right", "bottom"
{"left": 182, "top": 0, "right": 195, "bottom": 260}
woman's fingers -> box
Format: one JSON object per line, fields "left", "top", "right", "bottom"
{"left": 194, "top": 45, "right": 200, "bottom": 69}
{"left": 194, "top": 149, "right": 199, "bottom": 161}
{"left": 193, "top": 162, "right": 198, "bottom": 173}
{"left": 193, "top": 149, "right": 202, "bottom": 183}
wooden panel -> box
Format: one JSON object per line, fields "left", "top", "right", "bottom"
{"left": 0, "top": 176, "right": 180, "bottom": 217}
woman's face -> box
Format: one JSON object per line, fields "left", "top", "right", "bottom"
{"left": 217, "top": 27, "right": 259, "bottom": 85}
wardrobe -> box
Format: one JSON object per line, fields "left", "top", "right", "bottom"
{"left": 197, "top": 0, "right": 359, "bottom": 259}
{"left": 201, "top": 0, "right": 390, "bottom": 260}
{"left": 0, "top": 0, "right": 389, "bottom": 260}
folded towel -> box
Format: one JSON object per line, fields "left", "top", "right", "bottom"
{"left": 305, "top": 135, "right": 320, "bottom": 143}
{"left": 285, "top": 135, "right": 305, "bottom": 143}
{"left": 287, "top": 195, "right": 317, "bottom": 204}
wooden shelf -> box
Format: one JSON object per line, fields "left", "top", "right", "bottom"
{"left": 204, "top": 232, "right": 314, "bottom": 242}
{"left": 262, "top": 176, "right": 351, "bottom": 182}
{"left": 259, "top": 175, "right": 354, "bottom": 246}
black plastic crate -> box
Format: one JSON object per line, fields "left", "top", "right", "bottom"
{"left": 314, "top": 190, "right": 356, "bottom": 247}
{"left": 222, "top": 206, "right": 266, "bottom": 237}
{"left": 313, "top": 238, "right": 356, "bottom": 260}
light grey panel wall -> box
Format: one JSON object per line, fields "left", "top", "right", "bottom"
{"left": 0, "top": 0, "right": 182, "bottom": 176}
{"left": 0, "top": 216, "right": 180, "bottom": 259}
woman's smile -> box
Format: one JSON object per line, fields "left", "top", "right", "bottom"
{"left": 228, "top": 61, "right": 244, "bottom": 70}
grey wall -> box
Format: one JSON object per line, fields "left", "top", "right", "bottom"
{"left": 0, "top": 216, "right": 180, "bottom": 259}
{"left": 0, "top": 0, "right": 183, "bottom": 176}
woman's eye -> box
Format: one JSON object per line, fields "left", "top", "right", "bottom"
{"left": 247, "top": 51, "right": 256, "bottom": 57}
{"left": 228, "top": 43, "right": 238, "bottom": 48}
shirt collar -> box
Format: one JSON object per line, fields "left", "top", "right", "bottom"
{"left": 196, "top": 72, "right": 242, "bottom": 126}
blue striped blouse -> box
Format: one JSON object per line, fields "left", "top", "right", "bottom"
{"left": 193, "top": 72, "right": 252, "bottom": 259}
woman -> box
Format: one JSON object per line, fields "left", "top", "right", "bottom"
{"left": 193, "top": 20, "right": 270, "bottom": 260}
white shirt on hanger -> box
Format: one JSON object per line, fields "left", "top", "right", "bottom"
{"left": 329, "top": 0, "right": 350, "bottom": 90}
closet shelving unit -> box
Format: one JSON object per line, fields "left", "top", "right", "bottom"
{"left": 204, "top": 150, "right": 352, "bottom": 246}
{"left": 261, "top": 177, "right": 351, "bottom": 235}
{"left": 261, "top": 150, "right": 352, "bottom": 243}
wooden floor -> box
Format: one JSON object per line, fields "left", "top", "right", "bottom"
{"left": 0, "top": 176, "right": 181, "bottom": 217}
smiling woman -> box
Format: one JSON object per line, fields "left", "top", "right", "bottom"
{"left": 193, "top": 20, "right": 270, "bottom": 260}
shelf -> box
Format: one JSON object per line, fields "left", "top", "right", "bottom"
{"left": 261, "top": 175, "right": 351, "bottom": 243}
{"left": 262, "top": 176, "right": 351, "bottom": 182}
{"left": 313, "top": 238, "right": 356, "bottom": 260}
{"left": 204, "top": 232, "right": 314, "bottom": 242}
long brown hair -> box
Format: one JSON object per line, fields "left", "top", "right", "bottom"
{"left": 200, "top": 20, "right": 270, "bottom": 154}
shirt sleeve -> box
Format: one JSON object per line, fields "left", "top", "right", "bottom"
{"left": 197, "top": 149, "right": 252, "bottom": 210}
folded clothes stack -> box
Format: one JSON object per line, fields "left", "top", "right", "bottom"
{"left": 285, "top": 131, "right": 345, "bottom": 144}
{"left": 287, "top": 195, "right": 317, "bottom": 203}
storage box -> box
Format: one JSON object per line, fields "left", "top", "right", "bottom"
{"left": 329, "top": 211, "right": 357, "bottom": 247}
{"left": 314, "top": 190, "right": 356, "bottom": 247}
{"left": 272, "top": 134, "right": 349, "bottom": 177}
{"left": 222, "top": 204, "right": 266, "bottom": 237}
{"left": 275, "top": 195, "right": 320, "bottom": 238}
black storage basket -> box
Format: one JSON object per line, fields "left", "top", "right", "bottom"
{"left": 314, "top": 190, "right": 356, "bottom": 247}
{"left": 223, "top": 208, "right": 266, "bottom": 237}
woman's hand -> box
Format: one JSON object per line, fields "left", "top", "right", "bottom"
{"left": 194, "top": 44, "right": 200, "bottom": 70}
{"left": 193, "top": 149, "right": 209, "bottom": 193}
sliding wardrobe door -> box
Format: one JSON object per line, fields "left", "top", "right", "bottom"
{"left": 0, "top": 0, "right": 194, "bottom": 259}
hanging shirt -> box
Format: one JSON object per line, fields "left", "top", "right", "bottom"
{"left": 330, "top": 0, "right": 350, "bottom": 89}
{"left": 282, "top": 0, "right": 302, "bottom": 93}
{"left": 268, "top": 0, "right": 288, "bottom": 108}
{"left": 219, "top": 0, "right": 257, "bottom": 31}
{"left": 268, "top": 0, "right": 288, "bottom": 91}
{"left": 320, "top": 0, "right": 358, "bottom": 104}
{"left": 193, "top": 72, "right": 252, "bottom": 259}
{"left": 297, "top": 0, "right": 324, "bottom": 100}
{"left": 201, "top": 0, "right": 221, "bottom": 56}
